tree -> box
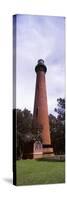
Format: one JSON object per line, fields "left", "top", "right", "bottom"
{"left": 49, "top": 114, "right": 57, "bottom": 154}
{"left": 55, "top": 98, "right": 65, "bottom": 121}
{"left": 54, "top": 98, "right": 65, "bottom": 154}
{"left": 16, "top": 108, "right": 33, "bottom": 159}
{"left": 49, "top": 98, "right": 65, "bottom": 155}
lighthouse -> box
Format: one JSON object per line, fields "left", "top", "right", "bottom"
{"left": 33, "top": 59, "right": 53, "bottom": 156}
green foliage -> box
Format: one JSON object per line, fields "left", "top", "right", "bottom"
{"left": 16, "top": 108, "right": 33, "bottom": 159}
{"left": 17, "top": 108, "right": 32, "bottom": 134}
{"left": 55, "top": 98, "right": 65, "bottom": 120}
{"left": 49, "top": 98, "right": 65, "bottom": 155}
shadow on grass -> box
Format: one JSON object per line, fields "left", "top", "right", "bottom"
{"left": 36, "top": 158, "right": 65, "bottom": 162}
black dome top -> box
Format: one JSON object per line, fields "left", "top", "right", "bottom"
{"left": 38, "top": 59, "right": 44, "bottom": 65}
{"left": 35, "top": 59, "right": 47, "bottom": 73}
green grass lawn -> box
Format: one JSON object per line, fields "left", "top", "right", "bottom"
{"left": 16, "top": 159, "right": 65, "bottom": 186}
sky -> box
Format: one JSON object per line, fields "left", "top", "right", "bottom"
{"left": 15, "top": 14, "right": 65, "bottom": 116}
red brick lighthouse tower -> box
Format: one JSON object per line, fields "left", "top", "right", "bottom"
{"left": 33, "top": 59, "right": 53, "bottom": 156}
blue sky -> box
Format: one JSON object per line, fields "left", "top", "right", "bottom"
{"left": 15, "top": 14, "right": 65, "bottom": 115}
